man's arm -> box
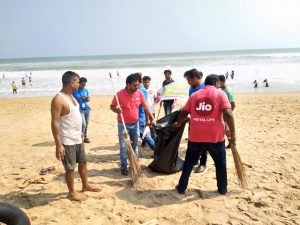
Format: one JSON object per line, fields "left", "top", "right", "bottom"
{"left": 173, "top": 109, "right": 190, "bottom": 127}
{"left": 110, "top": 104, "right": 122, "bottom": 114}
{"left": 222, "top": 108, "right": 236, "bottom": 145}
{"left": 51, "top": 96, "right": 65, "bottom": 160}
{"left": 230, "top": 102, "right": 236, "bottom": 111}
{"left": 142, "top": 102, "right": 156, "bottom": 126}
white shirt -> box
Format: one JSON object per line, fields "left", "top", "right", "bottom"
{"left": 58, "top": 93, "right": 82, "bottom": 145}
{"left": 146, "top": 88, "right": 157, "bottom": 114}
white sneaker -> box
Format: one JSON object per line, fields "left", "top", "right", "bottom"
{"left": 194, "top": 165, "right": 206, "bottom": 173}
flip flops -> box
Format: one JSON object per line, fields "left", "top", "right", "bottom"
{"left": 39, "top": 166, "right": 55, "bottom": 175}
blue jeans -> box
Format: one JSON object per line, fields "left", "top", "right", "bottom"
{"left": 177, "top": 141, "right": 227, "bottom": 194}
{"left": 139, "top": 121, "right": 155, "bottom": 150}
{"left": 118, "top": 122, "right": 139, "bottom": 169}
{"left": 80, "top": 108, "right": 90, "bottom": 138}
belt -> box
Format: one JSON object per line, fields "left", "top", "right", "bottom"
{"left": 118, "top": 121, "right": 138, "bottom": 126}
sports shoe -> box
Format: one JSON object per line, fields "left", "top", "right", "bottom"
{"left": 175, "top": 185, "right": 185, "bottom": 194}
{"left": 84, "top": 138, "right": 91, "bottom": 143}
{"left": 141, "top": 141, "right": 146, "bottom": 148}
{"left": 225, "top": 143, "right": 231, "bottom": 149}
{"left": 194, "top": 165, "right": 206, "bottom": 173}
{"left": 121, "top": 168, "right": 128, "bottom": 176}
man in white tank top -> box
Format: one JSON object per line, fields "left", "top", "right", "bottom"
{"left": 51, "top": 71, "right": 101, "bottom": 201}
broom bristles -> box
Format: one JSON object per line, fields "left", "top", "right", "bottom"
{"left": 231, "top": 144, "right": 248, "bottom": 188}
{"left": 124, "top": 131, "right": 144, "bottom": 186}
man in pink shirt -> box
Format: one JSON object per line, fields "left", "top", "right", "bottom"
{"left": 110, "top": 73, "right": 155, "bottom": 176}
{"left": 174, "top": 74, "right": 236, "bottom": 195}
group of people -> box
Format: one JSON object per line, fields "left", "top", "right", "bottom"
{"left": 225, "top": 70, "right": 235, "bottom": 80}
{"left": 253, "top": 78, "right": 269, "bottom": 88}
{"left": 51, "top": 69, "right": 236, "bottom": 201}
{"left": 9, "top": 75, "right": 33, "bottom": 94}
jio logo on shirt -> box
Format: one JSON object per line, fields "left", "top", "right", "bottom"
{"left": 195, "top": 97, "right": 214, "bottom": 116}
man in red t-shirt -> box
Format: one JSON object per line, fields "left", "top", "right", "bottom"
{"left": 174, "top": 74, "right": 236, "bottom": 195}
{"left": 110, "top": 73, "right": 155, "bottom": 176}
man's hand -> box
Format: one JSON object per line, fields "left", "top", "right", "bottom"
{"left": 110, "top": 105, "right": 122, "bottom": 114}
{"left": 230, "top": 131, "right": 236, "bottom": 145}
{"left": 171, "top": 122, "right": 181, "bottom": 128}
{"left": 56, "top": 144, "right": 65, "bottom": 161}
{"left": 150, "top": 119, "right": 156, "bottom": 127}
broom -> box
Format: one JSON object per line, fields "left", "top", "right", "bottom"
{"left": 230, "top": 143, "right": 248, "bottom": 188}
{"left": 109, "top": 72, "right": 143, "bottom": 186}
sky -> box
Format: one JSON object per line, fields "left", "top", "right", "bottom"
{"left": 0, "top": 0, "right": 300, "bottom": 59}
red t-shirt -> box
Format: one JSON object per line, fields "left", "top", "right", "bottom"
{"left": 111, "top": 88, "right": 146, "bottom": 124}
{"left": 184, "top": 85, "right": 231, "bottom": 143}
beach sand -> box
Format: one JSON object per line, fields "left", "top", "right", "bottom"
{"left": 0, "top": 93, "right": 300, "bottom": 225}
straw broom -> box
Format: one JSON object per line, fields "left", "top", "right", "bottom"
{"left": 109, "top": 72, "right": 143, "bottom": 186}
{"left": 225, "top": 123, "right": 248, "bottom": 188}
{"left": 230, "top": 143, "right": 248, "bottom": 188}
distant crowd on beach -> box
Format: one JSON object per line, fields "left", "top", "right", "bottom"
{"left": 0, "top": 72, "right": 33, "bottom": 94}
{"left": 50, "top": 69, "right": 237, "bottom": 201}
{"left": 253, "top": 78, "right": 269, "bottom": 88}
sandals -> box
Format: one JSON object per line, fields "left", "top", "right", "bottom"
{"left": 39, "top": 166, "right": 55, "bottom": 175}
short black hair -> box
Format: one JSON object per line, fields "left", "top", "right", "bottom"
{"left": 62, "top": 71, "right": 80, "bottom": 86}
{"left": 218, "top": 75, "right": 226, "bottom": 82}
{"left": 79, "top": 77, "right": 87, "bottom": 83}
{"left": 142, "top": 76, "right": 151, "bottom": 82}
{"left": 164, "top": 69, "right": 172, "bottom": 75}
{"left": 184, "top": 68, "right": 203, "bottom": 79}
{"left": 126, "top": 73, "right": 142, "bottom": 85}
{"left": 204, "top": 74, "right": 220, "bottom": 86}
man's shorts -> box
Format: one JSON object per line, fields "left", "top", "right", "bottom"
{"left": 62, "top": 143, "right": 86, "bottom": 171}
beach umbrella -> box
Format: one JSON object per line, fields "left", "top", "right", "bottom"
{"left": 156, "top": 82, "right": 189, "bottom": 119}
{"left": 157, "top": 82, "right": 189, "bottom": 102}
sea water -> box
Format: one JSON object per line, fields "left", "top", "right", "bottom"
{"left": 1, "top": 48, "right": 300, "bottom": 98}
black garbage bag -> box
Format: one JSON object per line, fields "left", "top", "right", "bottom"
{"left": 148, "top": 110, "right": 186, "bottom": 173}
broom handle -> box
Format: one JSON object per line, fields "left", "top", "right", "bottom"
{"left": 157, "top": 104, "right": 162, "bottom": 119}
{"left": 109, "top": 72, "right": 127, "bottom": 132}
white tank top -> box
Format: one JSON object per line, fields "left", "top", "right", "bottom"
{"left": 58, "top": 93, "right": 82, "bottom": 145}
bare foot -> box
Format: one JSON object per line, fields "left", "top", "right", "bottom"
{"left": 82, "top": 184, "right": 102, "bottom": 192}
{"left": 68, "top": 192, "right": 87, "bottom": 201}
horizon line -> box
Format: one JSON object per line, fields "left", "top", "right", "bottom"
{"left": 1, "top": 47, "right": 300, "bottom": 61}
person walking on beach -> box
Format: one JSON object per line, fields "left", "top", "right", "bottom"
{"left": 138, "top": 75, "right": 155, "bottom": 150}
{"left": 219, "top": 75, "right": 236, "bottom": 149}
{"left": 160, "top": 69, "right": 175, "bottom": 116}
{"left": 51, "top": 71, "right": 101, "bottom": 201}
{"left": 183, "top": 68, "right": 207, "bottom": 173}
{"left": 21, "top": 78, "right": 26, "bottom": 86}
{"left": 225, "top": 71, "right": 229, "bottom": 79}
{"left": 29, "top": 77, "right": 32, "bottom": 86}
{"left": 143, "top": 76, "right": 159, "bottom": 140}
{"left": 231, "top": 70, "right": 235, "bottom": 79}
{"left": 72, "top": 77, "right": 91, "bottom": 143}
{"left": 174, "top": 74, "right": 236, "bottom": 195}
{"left": 110, "top": 73, "right": 155, "bottom": 176}
{"left": 11, "top": 81, "right": 17, "bottom": 94}
{"left": 253, "top": 80, "right": 258, "bottom": 88}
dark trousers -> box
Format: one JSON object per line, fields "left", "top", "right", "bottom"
{"left": 163, "top": 100, "right": 173, "bottom": 116}
{"left": 177, "top": 141, "right": 227, "bottom": 194}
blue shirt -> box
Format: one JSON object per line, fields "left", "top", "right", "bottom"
{"left": 138, "top": 86, "right": 148, "bottom": 123}
{"left": 72, "top": 87, "right": 90, "bottom": 111}
{"left": 189, "top": 83, "right": 204, "bottom": 96}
